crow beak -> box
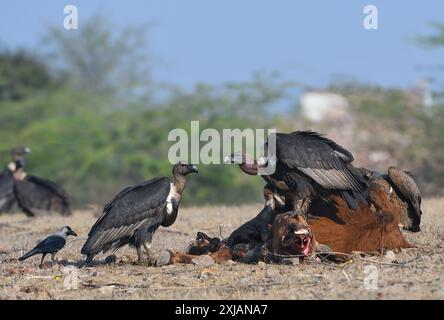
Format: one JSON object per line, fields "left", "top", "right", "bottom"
{"left": 191, "top": 165, "right": 198, "bottom": 173}
{"left": 69, "top": 230, "right": 78, "bottom": 237}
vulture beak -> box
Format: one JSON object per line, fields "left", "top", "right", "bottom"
{"left": 190, "top": 165, "right": 198, "bottom": 173}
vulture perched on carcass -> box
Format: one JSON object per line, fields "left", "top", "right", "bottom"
{"left": 0, "top": 146, "right": 71, "bottom": 216}
{"left": 81, "top": 162, "right": 198, "bottom": 264}
{"left": 225, "top": 131, "right": 368, "bottom": 216}
{"left": 359, "top": 166, "right": 422, "bottom": 232}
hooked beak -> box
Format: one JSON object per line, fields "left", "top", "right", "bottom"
{"left": 191, "top": 165, "right": 198, "bottom": 173}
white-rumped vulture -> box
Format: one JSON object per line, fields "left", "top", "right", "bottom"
{"left": 81, "top": 162, "right": 198, "bottom": 263}
{"left": 225, "top": 131, "right": 368, "bottom": 216}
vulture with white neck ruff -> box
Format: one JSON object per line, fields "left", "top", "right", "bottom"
{"left": 225, "top": 131, "right": 368, "bottom": 217}
{"left": 81, "top": 162, "right": 198, "bottom": 263}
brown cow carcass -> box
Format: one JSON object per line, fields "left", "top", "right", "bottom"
{"left": 156, "top": 166, "right": 420, "bottom": 266}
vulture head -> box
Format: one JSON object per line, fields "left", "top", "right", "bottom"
{"left": 223, "top": 152, "right": 259, "bottom": 175}
{"left": 173, "top": 162, "right": 198, "bottom": 176}
{"left": 10, "top": 146, "right": 31, "bottom": 161}
{"left": 8, "top": 146, "right": 31, "bottom": 177}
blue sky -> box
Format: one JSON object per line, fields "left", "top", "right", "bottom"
{"left": 1, "top": 1, "right": 444, "bottom": 90}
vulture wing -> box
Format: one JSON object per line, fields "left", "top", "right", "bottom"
{"left": 13, "top": 175, "right": 71, "bottom": 217}
{"left": 388, "top": 167, "right": 422, "bottom": 219}
{"left": 0, "top": 170, "right": 15, "bottom": 212}
{"left": 272, "top": 131, "right": 367, "bottom": 192}
{"left": 81, "top": 177, "right": 171, "bottom": 256}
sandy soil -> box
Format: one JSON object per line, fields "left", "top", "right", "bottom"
{"left": 0, "top": 199, "right": 443, "bottom": 300}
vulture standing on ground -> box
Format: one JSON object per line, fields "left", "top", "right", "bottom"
{"left": 0, "top": 147, "right": 30, "bottom": 213}
{"left": 0, "top": 146, "right": 72, "bottom": 216}
{"left": 13, "top": 175, "right": 72, "bottom": 217}
{"left": 81, "top": 162, "right": 198, "bottom": 263}
{"left": 12, "top": 147, "right": 71, "bottom": 216}
{"left": 360, "top": 166, "right": 422, "bottom": 232}
{"left": 0, "top": 169, "right": 15, "bottom": 213}
{"left": 226, "top": 131, "right": 368, "bottom": 217}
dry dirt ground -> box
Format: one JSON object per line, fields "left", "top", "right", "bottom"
{"left": 0, "top": 199, "right": 443, "bottom": 300}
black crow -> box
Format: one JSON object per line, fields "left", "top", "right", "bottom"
{"left": 18, "top": 226, "right": 78, "bottom": 267}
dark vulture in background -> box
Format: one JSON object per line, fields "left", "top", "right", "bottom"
{"left": 226, "top": 131, "right": 368, "bottom": 216}
{"left": 0, "top": 146, "right": 30, "bottom": 213}
{"left": 0, "top": 146, "right": 71, "bottom": 216}
{"left": 0, "top": 169, "right": 15, "bottom": 212}
{"left": 14, "top": 175, "right": 72, "bottom": 217}
{"left": 360, "top": 166, "right": 422, "bottom": 232}
{"left": 81, "top": 163, "right": 198, "bottom": 263}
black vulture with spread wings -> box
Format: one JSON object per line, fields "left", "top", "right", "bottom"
{"left": 81, "top": 163, "right": 198, "bottom": 264}
{"left": 226, "top": 131, "right": 368, "bottom": 216}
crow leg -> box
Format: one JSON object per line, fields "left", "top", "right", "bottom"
{"left": 39, "top": 254, "right": 47, "bottom": 268}
{"left": 51, "top": 253, "right": 60, "bottom": 263}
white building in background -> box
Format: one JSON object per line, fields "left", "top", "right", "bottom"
{"left": 300, "top": 91, "right": 349, "bottom": 122}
